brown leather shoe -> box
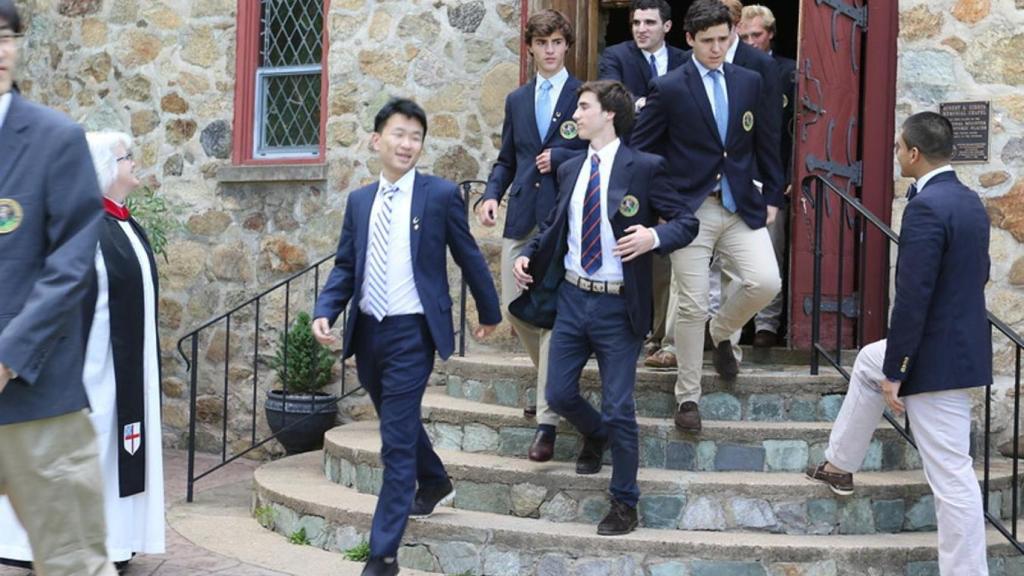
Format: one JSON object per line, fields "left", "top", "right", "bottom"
{"left": 806, "top": 461, "right": 854, "bottom": 496}
{"left": 643, "top": 341, "right": 661, "bottom": 358}
{"left": 753, "top": 329, "right": 778, "bottom": 348}
{"left": 644, "top": 349, "right": 677, "bottom": 368}
{"left": 712, "top": 339, "right": 739, "bottom": 379}
{"left": 528, "top": 430, "right": 555, "bottom": 462}
{"left": 523, "top": 405, "right": 537, "bottom": 418}
{"left": 674, "top": 401, "right": 702, "bottom": 432}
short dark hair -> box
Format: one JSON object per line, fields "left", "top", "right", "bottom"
{"left": 578, "top": 80, "right": 636, "bottom": 137}
{"left": 631, "top": 0, "right": 671, "bottom": 24}
{"left": 373, "top": 98, "right": 428, "bottom": 136}
{"left": 0, "top": 0, "right": 22, "bottom": 33}
{"left": 901, "top": 112, "right": 954, "bottom": 162}
{"left": 525, "top": 9, "right": 575, "bottom": 47}
{"left": 684, "top": 0, "right": 733, "bottom": 37}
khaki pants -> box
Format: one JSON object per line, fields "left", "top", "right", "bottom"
{"left": 826, "top": 341, "right": 988, "bottom": 575}
{"left": 670, "top": 197, "right": 780, "bottom": 404}
{"left": 0, "top": 410, "right": 116, "bottom": 576}
{"left": 501, "top": 234, "right": 557, "bottom": 427}
{"left": 755, "top": 201, "right": 789, "bottom": 334}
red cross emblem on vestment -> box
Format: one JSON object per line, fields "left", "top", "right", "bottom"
{"left": 123, "top": 422, "right": 142, "bottom": 456}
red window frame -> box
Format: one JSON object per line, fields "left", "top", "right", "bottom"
{"left": 231, "top": 0, "right": 330, "bottom": 165}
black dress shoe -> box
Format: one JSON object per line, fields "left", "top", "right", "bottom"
{"left": 712, "top": 339, "right": 739, "bottom": 379}
{"left": 409, "top": 477, "right": 455, "bottom": 518}
{"left": 674, "top": 401, "right": 702, "bottom": 432}
{"left": 362, "top": 557, "right": 400, "bottom": 576}
{"left": 597, "top": 498, "right": 639, "bottom": 535}
{"left": 523, "top": 405, "right": 537, "bottom": 418}
{"left": 528, "top": 429, "right": 555, "bottom": 462}
{"left": 576, "top": 435, "right": 607, "bottom": 475}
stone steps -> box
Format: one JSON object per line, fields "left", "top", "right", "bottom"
{"left": 420, "top": 388, "right": 921, "bottom": 472}
{"left": 322, "top": 423, "right": 1022, "bottom": 536}
{"left": 441, "top": 354, "right": 855, "bottom": 421}
{"left": 254, "top": 451, "right": 1024, "bottom": 576}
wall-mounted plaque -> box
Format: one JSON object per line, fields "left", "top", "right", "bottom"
{"left": 939, "top": 101, "right": 990, "bottom": 163}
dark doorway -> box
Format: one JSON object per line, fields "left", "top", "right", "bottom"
{"left": 600, "top": 1, "right": 799, "bottom": 59}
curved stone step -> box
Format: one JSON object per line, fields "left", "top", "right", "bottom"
{"left": 254, "top": 451, "right": 1024, "bottom": 576}
{"left": 441, "top": 354, "right": 854, "bottom": 421}
{"left": 421, "top": 388, "right": 921, "bottom": 473}
{"left": 323, "top": 423, "right": 1023, "bottom": 536}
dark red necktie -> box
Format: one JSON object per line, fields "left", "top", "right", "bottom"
{"left": 103, "top": 197, "right": 131, "bottom": 221}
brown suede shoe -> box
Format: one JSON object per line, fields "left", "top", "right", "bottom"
{"left": 753, "top": 329, "right": 779, "bottom": 348}
{"left": 674, "top": 401, "right": 702, "bottom": 432}
{"left": 644, "top": 349, "right": 677, "bottom": 368}
{"left": 712, "top": 340, "right": 739, "bottom": 379}
{"left": 528, "top": 430, "right": 555, "bottom": 462}
{"left": 806, "top": 461, "right": 854, "bottom": 496}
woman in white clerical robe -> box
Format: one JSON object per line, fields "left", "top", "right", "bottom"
{"left": 0, "top": 131, "right": 165, "bottom": 569}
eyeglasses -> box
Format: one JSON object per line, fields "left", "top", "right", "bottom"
{"left": 116, "top": 152, "right": 134, "bottom": 163}
{"left": 0, "top": 33, "right": 23, "bottom": 48}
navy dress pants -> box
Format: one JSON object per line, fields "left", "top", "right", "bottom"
{"left": 354, "top": 314, "right": 448, "bottom": 558}
{"left": 545, "top": 283, "right": 643, "bottom": 507}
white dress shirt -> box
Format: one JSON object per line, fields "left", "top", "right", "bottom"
{"left": 726, "top": 33, "right": 740, "bottom": 64}
{"left": 535, "top": 67, "right": 569, "bottom": 126}
{"left": 359, "top": 169, "right": 424, "bottom": 317}
{"left": 642, "top": 43, "right": 669, "bottom": 77}
{"left": 0, "top": 92, "right": 11, "bottom": 132}
{"left": 915, "top": 165, "right": 955, "bottom": 193}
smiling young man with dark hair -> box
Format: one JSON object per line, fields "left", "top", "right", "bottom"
{"left": 511, "top": 80, "right": 698, "bottom": 536}
{"left": 313, "top": 98, "right": 501, "bottom": 576}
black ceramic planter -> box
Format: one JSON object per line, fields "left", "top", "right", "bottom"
{"left": 265, "top": 389, "right": 338, "bottom": 454}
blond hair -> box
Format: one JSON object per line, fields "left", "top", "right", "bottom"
{"left": 719, "top": 0, "right": 743, "bottom": 25}
{"left": 741, "top": 4, "right": 777, "bottom": 34}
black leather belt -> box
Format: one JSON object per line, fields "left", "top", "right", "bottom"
{"left": 564, "top": 271, "right": 624, "bottom": 295}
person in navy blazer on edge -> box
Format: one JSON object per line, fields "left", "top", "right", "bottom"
{"left": 807, "top": 112, "right": 991, "bottom": 576}
{"left": 478, "top": 9, "right": 587, "bottom": 462}
{"left": 510, "top": 81, "right": 698, "bottom": 536}
{"left": 312, "top": 99, "right": 501, "bottom": 576}
{"left": 631, "top": 0, "right": 782, "bottom": 434}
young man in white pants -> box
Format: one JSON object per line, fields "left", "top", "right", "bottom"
{"left": 807, "top": 111, "right": 992, "bottom": 575}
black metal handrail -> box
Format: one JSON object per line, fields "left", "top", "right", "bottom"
{"left": 177, "top": 179, "right": 488, "bottom": 501}
{"left": 807, "top": 173, "right": 1024, "bottom": 553}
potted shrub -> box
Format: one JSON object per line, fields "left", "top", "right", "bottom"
{"left": 265, "top": 312, "right": 338, "bottom": 454}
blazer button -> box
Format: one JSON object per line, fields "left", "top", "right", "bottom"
{"left": 534, "top": 182, "right": 541, "bottom": 189}
{"left": 723, "top": 151, "right": 728, "bottom": 158}
{"left": 716, "top": 173, "right": 722, "bottom": 181}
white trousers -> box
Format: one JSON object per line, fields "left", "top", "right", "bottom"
{"left": 826, "top": 340, "right": 988, "bottom": 576}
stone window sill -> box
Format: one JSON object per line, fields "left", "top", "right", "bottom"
{"left": 216, "top": 164, "right": 328, "bottom": 183}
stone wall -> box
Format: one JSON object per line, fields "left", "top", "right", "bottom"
{"left": 11, "top": 0, "right": 1024, "bottom": 452}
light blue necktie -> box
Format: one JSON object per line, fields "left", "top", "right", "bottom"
{"left": 649, "top": 54, "right": 658, "bottom": 78}
{"left": 536, "top": 79, "right": 553, "bottom": 140}
{"left": 712, "top": 69, "right": 736, "bottom": 213}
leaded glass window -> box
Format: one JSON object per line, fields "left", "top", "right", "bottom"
{"left": 254, "top": 0, "right": 325, "bottom": 158}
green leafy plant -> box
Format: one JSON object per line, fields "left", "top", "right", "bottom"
{"left": 126, "top": 185, "right": 178, "bottom": 262}
{"left": 254, "top": 505, "right": 275, "bottom": 528}
{"left": 343, "top": 540, "right": 370, "bottom": 561}
{"left": 288, "top": 527, "right": 310, "bottom": 545}
{"left": 270, "top": 312, "right": 335, "bottom": 394}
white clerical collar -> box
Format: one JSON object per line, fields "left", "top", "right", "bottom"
{"left": 915, "top": 165, "right": 955, "bottom": 193}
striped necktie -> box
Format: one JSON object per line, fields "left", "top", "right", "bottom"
{"left": 581, "top": 154, "right": 603, "bottom": 276}
{"left": 365, "top": 185, "right": 398, "bottom": 321}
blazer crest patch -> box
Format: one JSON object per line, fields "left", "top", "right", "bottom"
{"left": 619, "top": 195, "right": 640, "bottom": 217}
{"left": 742, "top": 111, "right": 755, "bottom": 132}
{"left": 0, "top": 199, "right": 23, "bottom": 234}
{"left": 559, "top": 120, "right": 578, "bottom": 140}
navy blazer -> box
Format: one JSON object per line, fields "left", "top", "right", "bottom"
{"left": 883, "top": 171, "right": 992, "bottom": 396}
{"left": 482, "top": 75, "right": 589, "bottom": 240}
{"left": 0, "top": 92, "right": 103, "bottom": 425}
{"left": 631, "top": 60, "right": 783, "bottom": 230}
{"left": 511, "top": 146, "right": 699, "bottom": 338}
{"left": 598, "top": 41, "right": 687, "bottom": 101}
{"left": 774, "top": 54, "right": 797, "bottom": 183}
{"left": 314, "top": 172, "right": 502, "bottom": 360}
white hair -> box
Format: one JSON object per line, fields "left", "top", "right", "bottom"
{"left": 85, "top": 131, "right": 133, "bottom": 195}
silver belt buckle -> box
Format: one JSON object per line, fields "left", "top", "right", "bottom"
{"left": 594, "top": 281, "right": 605, "bottom": 293}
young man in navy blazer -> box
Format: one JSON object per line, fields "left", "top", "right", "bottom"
{"left": 478, "top": 9, "right": 587, "bottom": 463}
{"left": 598, "top": 0, "right": 686, "bottom": 363}
{"left": 631, "top": 0, "right": 783, "bottom": 433}
{"left": 807, "top": 112, "right": 991, "bottom": 575}
{"left": 312, "top": 99, "right": 501, "bottom": 576}
{"left": 510, "top": 80, "right": 698, "bottom": 536}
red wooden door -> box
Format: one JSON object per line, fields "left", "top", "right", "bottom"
{"left": 789, "top": 0, "right": 895, "bottom": 349}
